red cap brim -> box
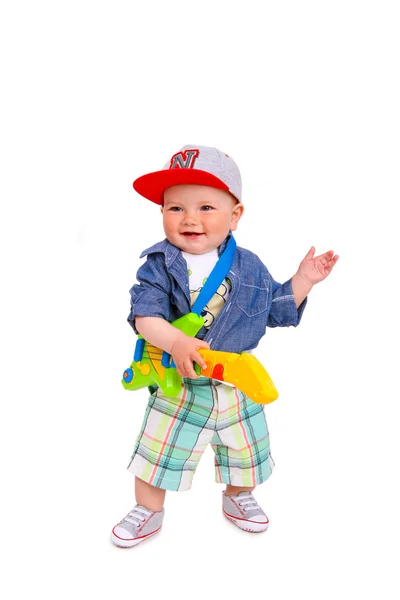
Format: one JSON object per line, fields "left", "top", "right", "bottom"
{"left": 133, "top": 169, "right": 229, "bottom": 205}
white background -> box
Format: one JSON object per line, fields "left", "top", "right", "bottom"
{"left": 1, "top": 1, "right": 399, "bottom": 598}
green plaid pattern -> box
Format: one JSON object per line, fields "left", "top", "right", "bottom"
{"left": 127, "top": 378, "right": 274, "bottom": 491}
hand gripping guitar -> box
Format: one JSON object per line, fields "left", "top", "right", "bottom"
{"left": 122, "top": 313, "right": 278, "bottom": 405}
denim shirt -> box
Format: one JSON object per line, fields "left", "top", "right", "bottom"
{"left": 127, "top": 234, "right": 307, "bottom": 353}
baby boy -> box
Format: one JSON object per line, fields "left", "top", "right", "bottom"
{"left": 111, "top": 145, "right": 338, "bottom": 547}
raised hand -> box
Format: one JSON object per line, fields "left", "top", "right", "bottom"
{"left": 297, "top": 246, "right": 339, "bottom": 285}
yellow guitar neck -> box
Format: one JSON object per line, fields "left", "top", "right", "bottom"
{"left": 198, "top": 350, "right": 278, "bottom": 405}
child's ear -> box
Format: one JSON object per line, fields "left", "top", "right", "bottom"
{"left": 230, "top": 203, "right": 244, "bottom": 231}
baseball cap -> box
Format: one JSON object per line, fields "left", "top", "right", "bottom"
{"left": 133, "top": 145, "right": 242, "bottom": 205}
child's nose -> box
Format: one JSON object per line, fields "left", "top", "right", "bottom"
{"left": 182, "top": 213, "right": 198, "bottom": 225}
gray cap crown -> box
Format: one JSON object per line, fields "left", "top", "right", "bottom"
{"left": 164, "top": 145, "right": 242, "bottom": 202}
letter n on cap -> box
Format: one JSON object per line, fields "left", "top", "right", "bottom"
{"left": 169, "top": 149, "right": 199, "bottom": 169}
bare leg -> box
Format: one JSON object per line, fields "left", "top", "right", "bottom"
{"left": 225, "top": 484, "right": 255, "bottom": 496}
{"left": 135, "top": 477, "right": 166, "bottom": 512}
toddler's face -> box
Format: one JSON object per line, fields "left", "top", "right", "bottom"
{"left": 161, "top": 184, "right": 243, "bottom": 254}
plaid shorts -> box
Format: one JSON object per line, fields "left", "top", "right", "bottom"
{"left": 127, "top": 378, "right": 275, "bottom": 491}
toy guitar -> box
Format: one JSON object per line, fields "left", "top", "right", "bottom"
{"left": 121, "top": 313, "right": 278, "bottom": 405}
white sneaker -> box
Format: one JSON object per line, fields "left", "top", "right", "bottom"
{"left": 222, "top": 491, "right": 269, "bottom": 533}
{"left": 111, "top": 505, "right": 164, "bottom": 547}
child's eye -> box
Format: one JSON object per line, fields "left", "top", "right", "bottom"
{"left": 169, "top": 206, "right": 182, "bottom": 212}
{"left": 201, "top": 205, "right": 213, "bottom": 211}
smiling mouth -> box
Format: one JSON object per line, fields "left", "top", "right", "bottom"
{"left": 181, "top": 232, "right": 205, "bottom": 238}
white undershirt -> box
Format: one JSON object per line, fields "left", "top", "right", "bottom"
{"left": 181, "top": 249, "right": 219, "bottom": 290}
{"left": 181, "top": 249, "right": 232, "bottom": 329}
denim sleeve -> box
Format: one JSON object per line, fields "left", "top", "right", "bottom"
{"left": 127, "top": 253, "right": 172, "bottom": 333}
{"left": 267, "top": 277, "right": 307, "bottom": 328}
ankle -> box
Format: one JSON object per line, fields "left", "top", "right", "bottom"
{"left": 225, "top": 485, "right": 255, "bottom": 497}
{"left": 135, "top": 477, "right": 166, "bottom": 512}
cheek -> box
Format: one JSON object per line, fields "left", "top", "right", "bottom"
{"left": 208, "top": 215, "right": 229, "bottom": 231}
{"left": 163, "top": 215, "right": 175, "bottom": 232}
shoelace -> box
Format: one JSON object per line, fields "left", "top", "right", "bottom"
{"left": 236, "top": 493, "right": 261, "bottom": 513}
{"left": 123, "top": 506, "right": 152, "bottom": 527}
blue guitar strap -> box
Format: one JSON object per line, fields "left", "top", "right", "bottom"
{"left": 191, "top": 234, "right": 237, "bottom": 316}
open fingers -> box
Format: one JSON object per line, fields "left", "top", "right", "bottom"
{"left": 325, "top": 253, "right": 339, "bottom": 266}
{"left": 316, "top": 250, "right": 334, "bottom": 262}
{"left": 320, "top": 253, "right": 339, "bottom": 275}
